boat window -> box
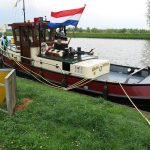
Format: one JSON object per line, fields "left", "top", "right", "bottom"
{"left": 34, "top": 28, "right": 39, "bottom": 45}
{"left": 46, "top": 29, "right": 50, "bottom": 40}
{"left": 40, "top": 28, "right": 46, "bottom": 42}
{"left": 50, "top": 29, "right": 56, "bottom": 41}
{"left": 28, "top": 29, "right": 33, "bottom": 43}
{"left": 22, "top": 29, "right": 28, "bottom": 42}
{"left": 45, "top": 29, "right": 55, "bottom": 41}
{"left": 14, "top": 29, "right": 20, "bottom": 42}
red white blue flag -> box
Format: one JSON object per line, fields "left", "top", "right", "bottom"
{"left": 48, "top": 6, "right": 85, "bottom": 28}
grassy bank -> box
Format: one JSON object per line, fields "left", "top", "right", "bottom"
{"left": 0, "top": 78, "right": 150, "bottom": 150}
{"left": 68, "top": 32, "right": 150, "bottom": 40}
{"left": 3, "top": 31, "right": 150, "bottom": 40}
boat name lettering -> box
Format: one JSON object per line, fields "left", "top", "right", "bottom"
{"left": 102, "top": 62, "right": 109, "bottom": 67}
{"left": 92, "top": 65, "right": 102, "bottom": 72}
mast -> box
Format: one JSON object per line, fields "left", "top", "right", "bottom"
{"left": 23, "top": 0, "right": 26, "bottom": 22}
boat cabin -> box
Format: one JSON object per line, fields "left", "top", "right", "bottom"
{"left": 9, "top": 18, "right": 94, "bottom": 65}
{"left": 9, "top": 18, "right": 57, "bottom": 63}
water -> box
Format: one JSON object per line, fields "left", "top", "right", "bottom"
{"left": 69, "top": 38, "right": 150, "bottom": 68}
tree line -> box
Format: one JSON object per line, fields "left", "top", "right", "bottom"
{"left": 1, "top": 28, "right": 150, "bottom": 37}
{"left": 67, "top": 27, "right": 150, "bottom": 34}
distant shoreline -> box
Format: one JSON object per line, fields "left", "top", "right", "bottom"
{"left": 68, "top": 32, "right": 150, "bottom": 40}
{"left": 3, "top": 31, "right": 150, "bottom": 40}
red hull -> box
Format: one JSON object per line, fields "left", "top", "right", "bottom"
{"left": 2, "top": 56, "right": 150, "bottom": 101}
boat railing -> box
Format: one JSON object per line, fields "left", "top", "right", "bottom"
{"left": 0, "top": 47, "right": 65, "bottom": 75}
{"left": 8, "top": 44, "right": 21, "bottom": 53}
{"left": 124, "top": 66, "right": 149, "bottom": 84}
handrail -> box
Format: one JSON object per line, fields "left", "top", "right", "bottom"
{"left": 124, "top": 66, "right": 148, "bottom": 84}
{"left": 0, "top": 47, "right": 64, "bottom": 72}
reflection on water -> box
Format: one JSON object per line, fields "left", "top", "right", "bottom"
{"left": 141, "top": 40, "right": 150, "bottom": 67}
{"left": 69, "top": 38, "right": 150, "bottom": 68}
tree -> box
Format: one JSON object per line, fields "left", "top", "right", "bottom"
{"left": 86, "top": 27, "right": 90, "bottom": 32}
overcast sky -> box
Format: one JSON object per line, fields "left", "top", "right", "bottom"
{"left": 0, "top": 0, "right": 148, "bottom": 29}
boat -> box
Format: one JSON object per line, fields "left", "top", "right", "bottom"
{"left": 0, "top": 3, "right": 150, "bottom": 109}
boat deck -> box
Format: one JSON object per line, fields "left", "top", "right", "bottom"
{"left": 96, "top": 71, "right": 145, "bottom": 84}
{"left": 96, "top": 64, "right": 150, "bottom": 84}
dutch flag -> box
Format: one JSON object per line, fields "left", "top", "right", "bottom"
{"left": 48, "top": 6, "right": 85, "bottom": 28}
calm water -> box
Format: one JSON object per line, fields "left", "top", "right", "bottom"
{"left": 69, "top": 38, "right": 150, "bottom": 68}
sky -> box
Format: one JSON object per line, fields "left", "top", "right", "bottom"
{"left": 0, "top": 0, "right": 148, "bottom": 29}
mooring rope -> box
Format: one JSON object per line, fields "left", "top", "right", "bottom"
{"left": 119, "top": 82, "right": 150, "bottom": 126}
{"left": 66, "top": 78, "right": 88, "bottom": 90}
{"left": 12, "top": 58, "right": 93, "bottom": 90}
{"left": 66, "top": 78, "right": 94, "bottom": 90}
{"left": 13, "top": 59, "right": 62, "bottom": 89}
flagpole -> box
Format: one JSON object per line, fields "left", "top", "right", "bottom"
{"left": 23, "top": 0, "right": 26, "bottom": 22}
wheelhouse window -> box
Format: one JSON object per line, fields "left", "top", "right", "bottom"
{"left": 28, "top": 28, "right": 33, "bottom": 44}
{"left": 14, "top": 29, "right": 20, "bottom": 43}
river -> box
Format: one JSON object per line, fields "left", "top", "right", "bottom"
{"left": 69, "top": 38, "right": 150, "bottom": 68}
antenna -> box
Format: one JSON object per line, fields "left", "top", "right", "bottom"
{"left": 23, "top": 0, "right": 26, "bottom": 22}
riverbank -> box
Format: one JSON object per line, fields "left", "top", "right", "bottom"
{"left": 68, "top": 32, "right": 150, "bottom": 40}
{"left": 0, "top": 77, "right": 150, "bottom": 149}
{"left": 3, "top": 31, "right": 150, "bottom": 40}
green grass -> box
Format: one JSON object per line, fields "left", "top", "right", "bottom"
{"left": 68, "top": 32, "right": 150, "bottom": 40}
{"left": 0, "top": 78, "right": 150, "bottom": 150}
{"left": 4, "top": 31, "right": 150, "bottom": 40}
